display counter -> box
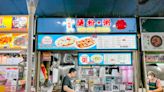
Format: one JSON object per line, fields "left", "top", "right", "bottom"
{"left": 74, "top": 66, "right": 133, "bottom": 92}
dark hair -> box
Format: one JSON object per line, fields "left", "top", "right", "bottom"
{"left": 69, "top": 68, "right": 76, "bottom": 73}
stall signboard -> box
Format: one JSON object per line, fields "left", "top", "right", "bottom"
{"left": 37, "top": 34, "right": 137, "bottom": 50}
{"left": 37, "top": 18, "right": 136, "bottom": 33}
{"left": 141, "top": 33, "right": 164, "bottom": 51}
{"left": 0, "top": 33, "right": 28, "bottom": 49}
{"left": 145, "top": 52, "right": 164, "bottom": 63}
{"left": 141, "top": 18, "right": 164, "bottom": 32}
{"left": 78, "top": 53, "right": 132, "bottom": 65}
{"left": 0, "top": 16, "right": 28, "bottom": 32}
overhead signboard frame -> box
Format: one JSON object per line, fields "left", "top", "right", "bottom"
{"left": 37, "top": 18, "right": 137, "bottom": 33}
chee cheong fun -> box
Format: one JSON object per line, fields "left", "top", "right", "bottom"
{"left": 56, "top": 37, "right": 76, "bottom": 47}
{"left": 76, "top": 37, "right": 95, "bottom": 48}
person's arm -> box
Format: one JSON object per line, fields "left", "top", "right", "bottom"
{"left": 63, "top": 85, "right": 75, "bottom": 92}
{"left": 150, "top": 79, "right": 163, "bottom": 92}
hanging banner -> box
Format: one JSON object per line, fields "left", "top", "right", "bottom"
{"left": 78, "top": 53, "right": 132, "bottom": 66}
{"left": 37, "top": 34, "right": 137, "bottom": 50}
{"left": 0, "top": 16, "right": 29, "bottom": 32}
{"left": 0, "top": 33, "right": 28, "bottom": 49}
{"left": 37, "top": 18, "right": 136, "bottom": 33}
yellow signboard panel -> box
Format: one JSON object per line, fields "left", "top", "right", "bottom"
{"left": 0, "top": 33, "right": 28, "bottom": 49}
{"left": 0, "top": 16, "right": 12, "bottom": 31}
{"left": 0, "top": 16, "right": 29, "bottom": 32}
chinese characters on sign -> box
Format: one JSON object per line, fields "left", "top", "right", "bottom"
{"left": 145, "top": 52, "right": 164, "bottom": 63}
{"left": 76, "top": 18, "right": 112, "bottom": 33}
{"left": 76, "top": 19, "right": 111, "bottom": 27}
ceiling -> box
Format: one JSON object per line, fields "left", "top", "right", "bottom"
{"left": 35, "top": 0, "right": 164, "bottom": 17}
{"left": 35, "top": 0, "right": 137, "bottom": 17}
{"left": 0, "top": 0, "right": 164, "bottom": 17}
{"left": 0, "top": 0, "right": 28, "bottom": 15}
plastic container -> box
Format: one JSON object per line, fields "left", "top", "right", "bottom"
{"left": 0, "top": 85, "right": 5, "bottom": 92}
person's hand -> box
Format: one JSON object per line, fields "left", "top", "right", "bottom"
{"left": 148, "top": 91, "right": 153, "bottom": 92}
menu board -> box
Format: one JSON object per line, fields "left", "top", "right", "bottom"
{"left": 78, "top": 53, "right": 132, "bottom": 65}
{"left": 145, "top": 52, "right": 164, "bottom": 63}
{"left": 0, "top": 33, "right": 28, "bottom": 49}
{"left": 37, "top": 18, "right": 136, "bottom": 33}
{"left": 0, "top": 16, "right": 28, "bottom": 31}
{"left": 37, "top": 34, "right": 137, "bottom": 50}
{"left": 141, "top": 33, "right": 164, "bottom": 51}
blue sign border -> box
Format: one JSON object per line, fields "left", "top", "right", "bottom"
{"left": 37, "top": 18, "right": 137, "bottom": 33}
{"left": 37, "top": 34, "right": 138, "bottom": 50}
{"left": 78, "top": 52, "right": 133, "bottom": 66}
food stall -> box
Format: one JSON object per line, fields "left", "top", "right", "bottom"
{"left": 140, "top": 17, "right": 164, "bottom": 91}
{"left": 0, "top": 15, "right": 29, "bottom": 92}
{"left": 36, "top": 18, "right": 139, "bottom": 92}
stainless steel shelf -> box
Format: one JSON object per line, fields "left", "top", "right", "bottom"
{"left": 0, "top": 63, "right": 25, "bottom": 67}
{"left": 0, "top": 50, "right": 27, "bottom": 54}
{"left": 0, "top": 64, "right": 19, "bottom": 66}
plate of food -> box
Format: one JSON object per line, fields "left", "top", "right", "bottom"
{"left": 55, "top": 36, "right": 78, "bottom": 47}
{"left": 150, "top": 35, "right": 162, "bottom": 47}
{"left": 0, "top": 34, "right": 12, "bottom": 46}
{"left": 42, "top": 36, "right": 53, "bottom": 45}
{"left": 91, "top": 54, "right": 103, "bottom": 64}
{"left": 76, "top": 37, "right": 96, "bottom": 49}
{"left": 13, "top": 34, "right": 27, "bottom": 47}
{"left": 12, "top": 17, "right": 28, "bottom": 29}
{"left": 79, "top": 54, "right": 90, "bottom": 64}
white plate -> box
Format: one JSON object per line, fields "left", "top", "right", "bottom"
{"left": 13, "top": 34, "right": 27, "bottom": 46}
{"left": 55, "top": 36, "right": 78, "bottom": 47}
{"left": 91, "top": 54, "right": 103, "bottom": 64}
{"left": 80, "top": 54, "right": 90, "bottom": 64}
